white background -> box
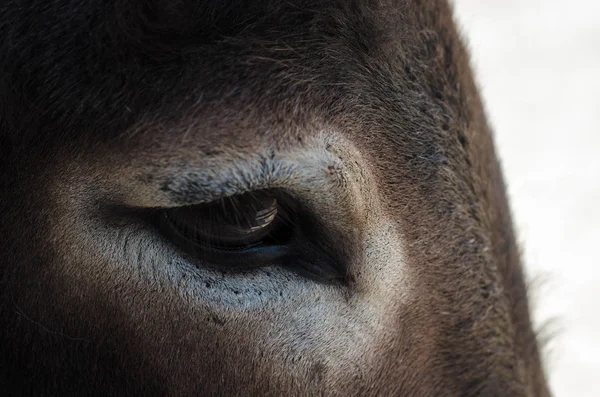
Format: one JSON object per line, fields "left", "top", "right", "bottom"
{"left": 452, "top": 1, "right": 600, "bottom": 396}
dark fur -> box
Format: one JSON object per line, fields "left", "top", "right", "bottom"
{"left": 0, "top": 1, "right": 549, "bottom": 396}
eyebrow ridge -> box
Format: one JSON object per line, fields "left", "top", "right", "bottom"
{"left": 158, "top": 155, "right": 302, "bottom": 206}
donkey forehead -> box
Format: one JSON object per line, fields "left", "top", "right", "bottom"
{"left": 17, "top": 0, "right": 471, "bottom": 218}
{"left": 5, "top": 0, "right": 463, "bottom": 152}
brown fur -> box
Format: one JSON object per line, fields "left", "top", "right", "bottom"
{"left": 0, "top": 0, "right": 550, "bottom": 396}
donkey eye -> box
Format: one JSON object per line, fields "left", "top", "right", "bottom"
{"left": 156, "top": 191, "right": 296, "bottom": 268}
{"left": 152, "top": 190, "right": 345, "bottom": 282}
{"left": 165, "top": 195, "right": 279, "bottom": 248}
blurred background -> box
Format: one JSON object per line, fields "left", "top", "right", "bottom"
{"left": 452, "top": 1, "right": 600, "bottom": 396}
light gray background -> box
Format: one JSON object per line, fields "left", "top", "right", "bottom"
{"left": 452, "top": 1, "right": 600, "bottom": 396}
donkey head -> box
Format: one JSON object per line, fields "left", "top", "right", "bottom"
{"left": 0, "top": 1, "right": 549, "bottom": 396}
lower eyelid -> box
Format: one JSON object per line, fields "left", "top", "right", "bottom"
{"left": 199, "top": 245, "right": 290, "bottom": 266}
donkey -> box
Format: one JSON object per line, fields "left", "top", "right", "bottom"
{"left": 0, "top": 0, "right": 550, "bottom": 396}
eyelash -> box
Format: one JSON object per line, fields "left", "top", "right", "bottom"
{"left": 149, "top": 190, "right": 347, "bottom": 284}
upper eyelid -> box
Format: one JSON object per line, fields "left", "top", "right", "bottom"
{"left": 153, "top": 157, "right": 311, "bottom": 208}
{"left": 104, "top": 141, "right": 352, "bottom": 218}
